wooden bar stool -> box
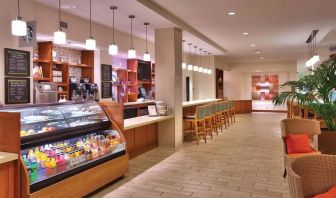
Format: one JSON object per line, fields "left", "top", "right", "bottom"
{"left": 228, "top": 100, "right": 235, "bottom": 124}
{"left": 221, "top": 101, "right": 230, "bottom": 128}
{"left": 183, "top": 106, "right": 207, "bottom": 145}
{"left": 216, "top": 102, "right": 224, "bottom": 131}
{"left": 211, "top": 103, "right": 219, "bottom": 135}
{"left": 230, "top": 100, "right": 236, "bottom": 123}
{"left": 204, "top": 104, "right": 213, "bottom": 139}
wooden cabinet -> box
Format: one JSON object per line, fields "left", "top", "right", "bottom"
{"left": 234, "top": 100, "right": 252, "bottom": 114}
{"left": 0, "top": 162, "right": 15, "bottom": 198}
{"left": 123, "top": 123, "right": 158, "bottom": 159}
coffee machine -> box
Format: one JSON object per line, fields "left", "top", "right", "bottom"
{"left": 69, "top": 77, "right": 99, "bottom": 101}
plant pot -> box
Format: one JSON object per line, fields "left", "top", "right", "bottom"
{"left": 318, "top": 130, "right": 336, "bottom": 155}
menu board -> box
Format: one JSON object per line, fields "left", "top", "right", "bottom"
{"left": 5, "top": 77, "right": 30, "bottom": 104}
{"left": 5, "top": 48, "right": 30, "bottom": 76}
{"left": 101, "top": 82, "right": 112, "bottom": 98}
{"left": 101, "top": 64, "right": 112, "bottom": 81}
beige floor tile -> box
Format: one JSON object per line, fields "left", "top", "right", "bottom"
{"left": 89, "top": 113, "right": 289, "bottom": 198}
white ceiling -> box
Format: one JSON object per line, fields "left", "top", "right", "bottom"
{"left": 35, "top": 0, "right": 336, "bottom": 62}
{"left": 34, "top": 0, "right": 222, "bottom": 54}
{"left": 153, "top": 0, "right": 336, "bottom": 62}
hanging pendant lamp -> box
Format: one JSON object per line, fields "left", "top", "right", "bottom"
{"left": 207, "top": 53, "right": 212, "bottom": 74}
{"left": 143, "top": 22, "right": 151, "bottom": 61}
{"left": 199, "top": 50, "right": 205, "bottom": 73}
{"left": 54, "top": 0, "right": 66, "bottom": 44}
{"left": 203, "top": 51, "right": 208, "bottom": 74}
{"left": 108, "top": 6, "right": 118, "bottom": 55}
{"left": 187, "top": 43, "right": 193, "bottom": 70}
{"left": 128, "top": 15, "right": 136, "bottom": 59}
{"left": 182, "top": 40, "right": 186, "bottom": 69}
{"left": 11, "top": 0, "right": 27, "bottom": 36}
{"left": 86, "top": 0, "right": 96, "bottom": 50}
{"left": 193, "top": 46, "right": 199, "bottom": 71}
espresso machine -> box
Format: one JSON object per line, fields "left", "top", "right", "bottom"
{"left": 69, "top": 77, "right": 99, "bottom": 101}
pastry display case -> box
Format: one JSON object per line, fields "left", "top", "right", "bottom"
{"left": 0, "top": 102, "right": 128, "bottom": 198}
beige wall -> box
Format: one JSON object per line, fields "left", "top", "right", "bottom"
{"left": 224, "top": 61, "right": 297, "bottom": 110}
{"left": 0, "top": 0, "right": 154, "bottom": 103}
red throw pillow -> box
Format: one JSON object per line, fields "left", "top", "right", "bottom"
{"left": 286, "top": 134, "right": 313, "bottom": 154}
{"left": 313, "top": 186, "right": 336, "bottom": 198}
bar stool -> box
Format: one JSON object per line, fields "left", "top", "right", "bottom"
{"left": 221, "top": 101, "right": 230, "bottom": 128}
{"left": 229, "top": 100, "right": 236, "bottom": 123}
{"left": 204, "top": 104, "right": 213, "bottom": 139}
{"left": 216, "top": 102, "right": 224, "bottom": 131}
{"left": 211, "top": 103, "right": 219, "bottom": 135}
{"left": 183, "top": 106, "right": 207, "bottom": 145}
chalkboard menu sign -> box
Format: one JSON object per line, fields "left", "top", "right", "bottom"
{"left": 5, "top": 77, "right": 30, "bottom": 104}
{"left": 5, "top": 48, "right": 30, "bottom": 76}
{"left": 101, "top": 64, "right": 112, "bottom": 81}
{"left": 101, "top": 82, "right": 112, "bottom": 98}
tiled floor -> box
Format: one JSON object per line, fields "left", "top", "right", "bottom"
{"left": 91, "top": 113, "right": 289, "bottom": 198}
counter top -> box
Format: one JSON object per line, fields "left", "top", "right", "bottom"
{"left": 183, "top": 99, "right": 221, "bottom": 107}
{"left": 124, "top": 100, "right": 155, "bottom": 106}
{"left": 124, "top": 115, "right": 174, "bottom": 130}
{"left": 0, "top": 152, "right": 18, "bottom": 164}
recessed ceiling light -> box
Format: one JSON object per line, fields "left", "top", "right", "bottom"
{"left": 256, "top": 50, "right": 261, "bottom": 54}
{"left": 242, "top": 32, "right": 249, "bottom": 35}
{"left": 260, "top": 57, "right": 264, "bottom": 60}
{"left": 71, "top": 5, "right": 78, "bottom": 9}
{"left": 250, "top": 44, "right": 256, "bottom": 47}
{"left": 228, "top": 12, "right": 236, "bottom": 16}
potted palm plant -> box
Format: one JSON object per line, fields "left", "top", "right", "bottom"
{"left": 273, "top": 58, "right": 336, "bottom": 154}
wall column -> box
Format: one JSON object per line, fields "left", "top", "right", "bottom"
{"left": 155, "top": 27, "right": 183, "bottom": 147}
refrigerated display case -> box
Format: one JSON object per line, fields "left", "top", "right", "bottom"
{"left": 0, "top": 102, "right": 128, "bottom": 198}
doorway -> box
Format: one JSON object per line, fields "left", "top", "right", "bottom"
{"left": 186, "top": 76, "right": 190, "bottom": 101}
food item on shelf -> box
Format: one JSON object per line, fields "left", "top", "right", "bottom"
{"left": 48, "top": 127, "right": 55, "bottom": 131}
{"left": 42, "top": 127, "right": 49, "bottom": 132}
{"left": 27, "top": 129, "right": 35, "bottom": 135}
{"left": 20, "top": 130, "right": 28, "bottom": 136}
{"left": 21, "top": 130, "right": 122, "bottom": 181}
{"left": 24, "top": 116, "right": 49, "bottom": 122}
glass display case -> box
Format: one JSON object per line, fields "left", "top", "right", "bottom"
{"left": 0, "top": 102, "right": 126, "bottom": 193}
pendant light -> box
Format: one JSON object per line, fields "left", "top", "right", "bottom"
{"left": 182, "top": 40, "right": 186, "bottom": 69}
{"left": 11, "top": 0, "right": 27, "bottom": 36}
{"left": 108, "top": 6, "right": 118, "bottom": 55}
{"left": 203, "top": 51, "right": 208, "bottom": 74}
{"left": 85, "top": 0, "right": 96, "bottom": 50}
{"left": 187, "top": 43, "right": 193, "bottom": 70}
{"left": 193, "top": 46, "right": 199, "bottom": 71}
{"left": 143, "top": 22, "right": 151, "bottom": 61}
{"left": 199, "top": 50, "right": 205, "bottom": 73}
{"left": 198, "top": 48, "right": 203, "bottom": 73}
{"left": 54, "top": 0, "right": 66, "bottom": 44}
{"left": 128, "top": 15, "right": 136, "bottom": 59}
{"left": 207, "top": 52, "right": 212, "bottom": 74}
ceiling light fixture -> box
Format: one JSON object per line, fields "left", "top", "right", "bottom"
{"left": 143, "top": 22, "right": 151, "bottom": 61}
{"left": 11, "top": 0, "right": 27, "bottom": 36}
{"left": 128, "top": 15, "right": 136, "bottom": 59}
{"left": 187, "top": 43, "right": 193, "bottom": 71}
{"left": 228, "top": 12, "right": 236, "bottom": 16}
{"left": 85, "top": 0, "right": 96, "bottom": 50}
{"left": 256, "top": 50, "right": 261, "bottom": 54}
{"left": 182, "top": 40, "right": 186, "bottom": 69}
{"left": 199, "top": 50, "right": 205, "bottom": 73}
{"left": 305, "top": 30, "right": 319, "bottom": 67}
{"left": 54, "top": 0, "right": 66, "bottom": 44}
{"left": 242, "top": 32, "right": 249, "bottom": 35}
{"left": 108, "top": 6, "right": 118, "bottom": 55}
{"left": 260, "top": 57, "right": 264, "bottom": 60}
{"left": 193, "top": 46, "right": 199, "bottom": 71}
{"left": 250, "top": 44, "right": 256, "bottom": 47}
{"left": 71, "top": 5, "right": 77, "bottom": 9}
{"left": 207, "top": 52, "right": 212, "bottom": 74}
{"left": 203, "top": 52, "right": 208, "bottom": 74}
{"left": 199, "top": 48, "right": 202, "bottom": 72}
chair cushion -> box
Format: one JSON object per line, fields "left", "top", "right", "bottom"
{"left": 286, "top": 134, "right": 314, "bottom": 154}
{"left": 287, "top": 151, "right": 321, "bottom": 159}
{"left": 183, "top": 115, "right": 195, "bottom": 119}
{"left": 313, "top": 186, "right": 336, "bottom": 198}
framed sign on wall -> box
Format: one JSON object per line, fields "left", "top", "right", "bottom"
{"left": 4, "top": 48, "right": 30, "bottom": 77}
{"left": 5, "top": 77, "right": 30, "bottom": 104}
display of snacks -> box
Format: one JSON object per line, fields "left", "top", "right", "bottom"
{"left": 21, "top": 130, "right": 124, "bottom": 184}
{"left": 0, "top": 102, "right": 109, "bottom": 137}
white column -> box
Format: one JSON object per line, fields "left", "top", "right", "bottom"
{"left": 155, "top": 27, "right": 183, "bottom": 147}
